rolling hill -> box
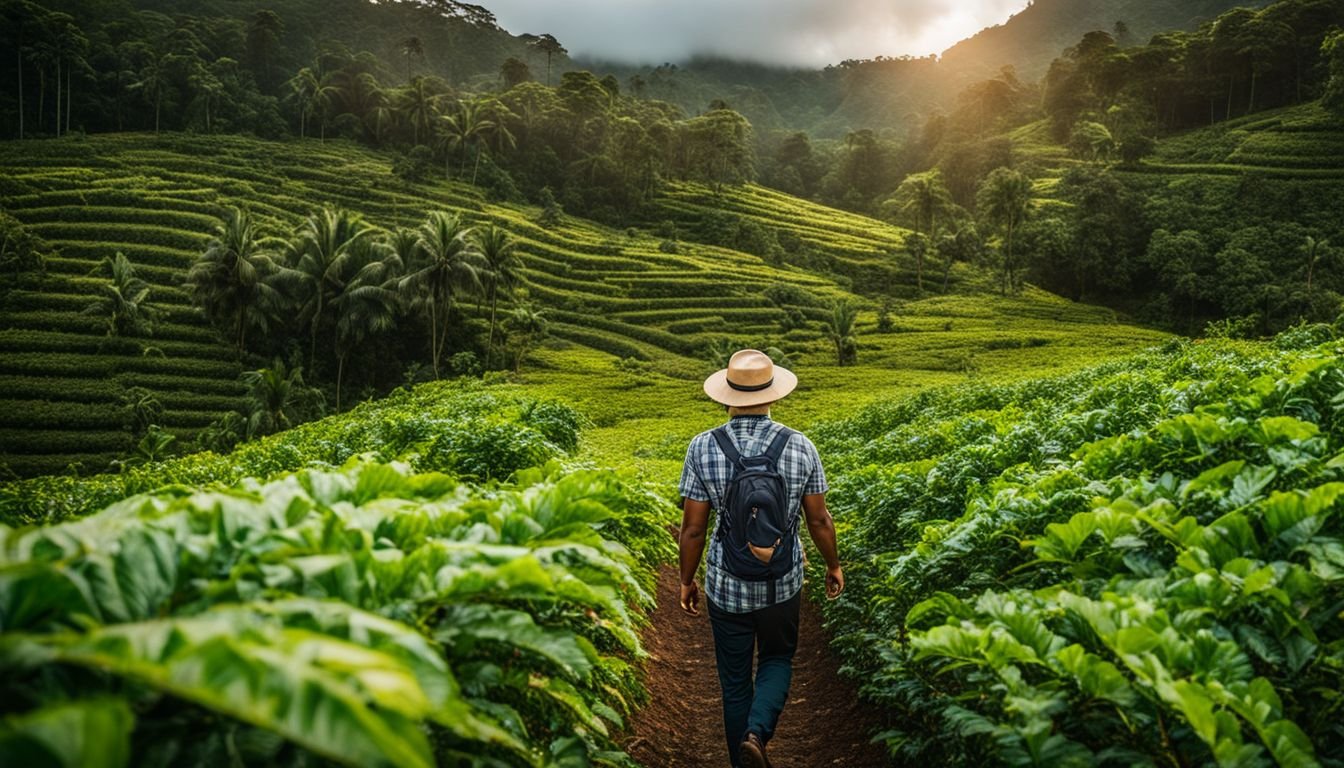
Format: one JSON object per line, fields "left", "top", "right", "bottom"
{"left": 0, "top": 132, "right": 1167, "bottom": 480}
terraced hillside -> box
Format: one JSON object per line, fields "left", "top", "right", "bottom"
{"left": 0, "top": 132, "right": 1166, "bottom": 479}
{"left": 1009, "top": 103, "right": 1344, "bottom": 204}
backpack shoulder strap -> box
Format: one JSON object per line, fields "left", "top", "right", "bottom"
{"left": 762, "top": 426, "right": 795, "bottom": 466}
{"left": 710, "top": 426, "right": 744, "bottom": 470}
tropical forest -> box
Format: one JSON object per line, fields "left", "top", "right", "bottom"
{"left": 2, "top": 0, "right": 1344, "bottom": 765}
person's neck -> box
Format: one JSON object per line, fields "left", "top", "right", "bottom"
{"left": 728, "top": 407, "right": 771, "bottom": 419}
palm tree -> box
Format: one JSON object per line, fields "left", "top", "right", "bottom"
{"left": 886, "top": 170, "right": 954, "bottom": 293}
{"left": 282, "top": 207, "right": 377, "bottom": 369}
{"left": 399, "top": 211, "right": 484, "bottom": 379}
{"left": 1304, "top": 235, "right": 1329, "bottom": 301}
{"left": 184, "top": 207, "right": 285, "bottom": 356}
{"left": 396, "top": 75, "right": 441, "bottom": 146}
{"left": 504, "top": 303, "right": 547, "bottom": 373}
{"left": 286, "top": 65, "right": 337, "bottom": 140}
{"left": 977, "top": 167, "right": 1033, "bottom": 295}
{"left": 826, "top": 300, "right": 858, "bottom": 366}
{"left": 84, "top": 252, "right": 158, "bottom": 337}
{"left": 130, "top": 52, "right": 172, "bottom": 134}
{"left": 330, "top": 244, "right": 400, "bottom": 411}
{"left": 119, "top": 386, "right": 163, "bottom": 436}
{"left": 243, "top": 358, "right": 308, "bottom": 438}
{"left": 474, "top": 225, "right": 523, "bottom": 368}
{"left": 399, "top": 36, "right": 422, "bottom": 83}
{"left": 440, "top": 98, "right": 514, "bottom": 185}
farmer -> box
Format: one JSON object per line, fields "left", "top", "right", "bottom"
{"left": 677, "top": 348, "right": 845, "bottom": 768}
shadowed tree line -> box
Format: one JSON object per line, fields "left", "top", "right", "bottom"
{"left": 181, "top": 206, "right": 543, "bottom": 448}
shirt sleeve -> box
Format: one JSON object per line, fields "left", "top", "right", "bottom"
{"left": 801, "top": 435, "right": 829, "bottom": 496}
{"left": 678, "top": 439, "right": 710, "bottom": 501}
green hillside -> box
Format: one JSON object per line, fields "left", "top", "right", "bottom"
{"left": 0, "top": 133, "right": 1167, "bottom": 479}
{"left": 940, "top": 0, "right": 1260, "bottom": 79}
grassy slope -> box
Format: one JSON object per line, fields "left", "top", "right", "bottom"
{"left": 0, "top": 132, "right": 1165, "bottom": 479}
{"left": 1012, "top": 102, "right": 1344, "bottom": 200}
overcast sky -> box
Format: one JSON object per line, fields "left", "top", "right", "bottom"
{"left": 483, "top": 0, "right": 1030, "bottom": 67}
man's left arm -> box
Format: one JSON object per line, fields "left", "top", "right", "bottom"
{"left": 678, "top": 498, "right": 711, "bottom": 616}
{"left": 677, "top": 441, "right": 711, "bottom": 617}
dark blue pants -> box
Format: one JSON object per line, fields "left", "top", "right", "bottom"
{"left": 707, "top": 590, "right": 802, "bottom": 768}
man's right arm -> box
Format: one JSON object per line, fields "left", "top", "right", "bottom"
{"left": 802, "top": 493, "right": 844, "bottom": 599}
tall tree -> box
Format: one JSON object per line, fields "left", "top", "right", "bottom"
{"left": 131, "top": 52, "right": 173, "bottom": 134}
{"left": 184, "top": 207, "right": 285, "bottom": 356}
{"left": 504, "top": 303, "right": 547, "bottom": 373}
{"left": 474, "top": 224, "right": 522, "bottom": 368}
{"left": 245, "top": 10, "right": 283, "bottom": 92}
{"left": 400, "top": 211, "right": 484, "bottom": 379}
{"left": 977, "top": 167, "right": 1033, "bottom": 294}
{"left": 886, "top": 170, "right": 954, "bottom": 292}
{"left": 826, "top": 300, "right": 858, "bottom": 366}
{"left": 2, "top": 0, "right": 37, "bottom": 139}
{"left": 521, "top": 33, "right": 566, "bottom": 86}
{"left": 284, "top": 207, "right": 377, "bottom": 368}
{"left": 396, "top": 75, "right": 443, "bottom": 146}
{"left": 330, "top": 245, "right": 400, "bottom": 411}
{"left": 399, "top": 36, "right": 423, "bottom": 83}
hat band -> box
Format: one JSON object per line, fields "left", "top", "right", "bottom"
{"left": 727, "top": 376, "right": 774, "bottom": 392}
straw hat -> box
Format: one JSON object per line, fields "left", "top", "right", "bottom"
{"left": 703, "top": 349, "right": 798, "bottom": 407}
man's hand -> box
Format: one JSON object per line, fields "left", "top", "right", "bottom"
{"left": 679, "top": 581, "right": 701, "bottom": 616}
{"left": 825, "top": 564, "right": 844, "bottom": 599}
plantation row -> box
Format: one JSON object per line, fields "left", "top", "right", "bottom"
{"left": 0, "top": 386, "right": 675, "bottom": 767}
{"left": 815, "top": 327, "right": 1344, "bottom": 765}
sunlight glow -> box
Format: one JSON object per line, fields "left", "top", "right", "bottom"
{"left": 484, "top": 0, "right": 1030, "bottom": 67}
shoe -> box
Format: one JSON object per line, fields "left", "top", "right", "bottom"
{"left": 739, "top": 732, "right": 771, "bottom": 768}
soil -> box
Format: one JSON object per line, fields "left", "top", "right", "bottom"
{"left": 625, "top": 563, "right": 891, "bottom": 768}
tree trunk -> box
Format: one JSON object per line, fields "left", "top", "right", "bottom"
{"left": 309, "top": 293, "right": 321, "bottom": 372}
{"left": 38, "top": 68, "right": 45, "bottom": 133}
{"left": 486, "top": 286, "right": 498, "bottom": 366}
{"left": 472, "top": 145, "right": 483, "bottom": 185}
{"left": 1248, "top": 70, "right": 1257, "bottom": 114}
{"left": 436, "top": 294, "right": 452, "bottom": 376}
{"left": 65, "top": 63, "right": 71, "bottom": 134}
{"left": 237, "top": 309, "right": 246, "bottom": 358}
{"left": 336, "top": 354, "right": 345, "bottom": 411}
{"left": 154, "top": 92, "right": 160, "bottom": 134}
{"left": 55, "top": 59, "right": 61, "bottom": 137}
{"left": 428, "top": 297, "right": 440, "bottom": 379}
{"left": 1226, "top": 74, "right": 1234, "bottom": 121}
{"left": 17, "top": 47, "right": 23, "bottom": 140}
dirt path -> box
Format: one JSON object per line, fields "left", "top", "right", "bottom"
{"left": 625, "top": 564, "right": 890, "bottom": 767}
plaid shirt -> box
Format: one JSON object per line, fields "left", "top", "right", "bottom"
{"left": 678, "top": 415, "right": 828, "bottom": 613}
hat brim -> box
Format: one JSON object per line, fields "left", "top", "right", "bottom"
{"left": 703, "top": 365, "right": 798, "bottom": 407}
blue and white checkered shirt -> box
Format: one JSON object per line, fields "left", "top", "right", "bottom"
{"left": 678, "top": 415, "right": 828, "bottom": 613}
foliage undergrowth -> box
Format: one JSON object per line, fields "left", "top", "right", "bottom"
{"left": 816, "top": 336, "right": 1344, "bottom": 766}
{"left": 0, "top": 388, "right": 677, "bottom": 767}
{"left": 0, "top": 383, "right": 579, "bottom": 527}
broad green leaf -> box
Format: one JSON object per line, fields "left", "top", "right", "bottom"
{"left": 1053, "top": 644, "right": 1137, "bottom": 707}
{"left": 1256, "top": 416, "right": 1319, "bottom": 444}
{"left": 0, "top": 698, "right": 133, "bottom": 768}
{"left": 24, "top": 604, "right": 448, "bottom": 768}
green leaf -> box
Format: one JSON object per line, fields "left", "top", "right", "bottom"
{"left": 24, "top": 604, "right": 446, "bottom": 768}
{"left": 435, "top": 604, "right": 595, "bottom": 683}
{"left": 1053, "top": 644, "right": 1137, "bottom": 708}
{"left": 1256, "top": 416, "right": 1319, "bottom": 444}
{"left": 0, "top": 698, "right": 134, "bottom": 768}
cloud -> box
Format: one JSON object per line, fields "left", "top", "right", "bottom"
{"left": 483, "top": 0, "right": 1028, "bottom": 67}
